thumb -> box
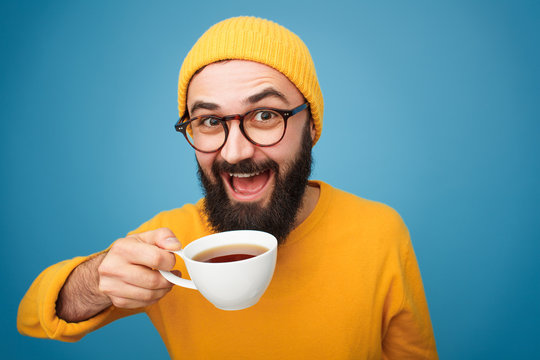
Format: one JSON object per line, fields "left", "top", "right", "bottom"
{"left": 132, "top": 228, "right": 182, "bottom": 251}
{"left": 156, "top": 236, "right": 182, "bottom": 251}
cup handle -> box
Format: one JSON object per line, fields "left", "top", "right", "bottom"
{"left": 159, "top": 249, "right": 197, "bottom": 290}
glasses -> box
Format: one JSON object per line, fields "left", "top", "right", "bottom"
{"left": 175, "top": 102, "right": 309, "bottom": 153}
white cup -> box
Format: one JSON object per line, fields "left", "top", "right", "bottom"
{"left": 159, "top": 230, "right": 278, "bottom": 310}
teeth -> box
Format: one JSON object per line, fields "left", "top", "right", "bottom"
{"left": 229, "top": 171, "right": 261, "bottom": 178}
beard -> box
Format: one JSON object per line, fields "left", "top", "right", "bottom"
{"left": 197, "top": 122, "right": 313, "bottom": 243}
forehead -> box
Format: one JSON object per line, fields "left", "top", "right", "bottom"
{"left": 187, "top": 60, "right": 304, "bottom": 107}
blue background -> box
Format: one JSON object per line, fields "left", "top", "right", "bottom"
{"left": 2, "top": 0, "right": 539, "bottom": 358}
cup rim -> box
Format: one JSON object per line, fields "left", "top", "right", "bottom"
{"left": 183, "top": 230, "right": 277, "bottom": 265}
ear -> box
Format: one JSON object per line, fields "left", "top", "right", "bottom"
{"left": 310, "top": 119, "right": 316, "bottom": 142}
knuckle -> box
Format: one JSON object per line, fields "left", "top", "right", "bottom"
{"left": 146, "top": 272, "right": 161, "bottom": 289}
{"left": 112, "top": 297, "right": 128, "bottom": 308}
{"left": 97, "top": 262, "right": 111, "bottom": 276}
{"left": 148, "top": 251, "right": 162, "bottom": 269}
{"left": 109, "top": 239, "right": 128, "bottom": 256}
{"left": 98, "top": 279, "right": 113, "bottom": 295}
{"left": 110, "top": 239, "right": 124, "bottom": 251}
{"left": 98, "top": 283, "right": 108, "bottom": 295}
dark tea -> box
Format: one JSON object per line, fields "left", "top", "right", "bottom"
{"left": 192, "top": 244, "right": 269, "bottom": 263}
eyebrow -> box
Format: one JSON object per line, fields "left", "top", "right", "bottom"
{"left": 189, "top": 87, "right": 289, "bottom": 115}
{"left": 244, "top": 87, "right": 290, "bottom": 106}
{"left": 189, "top": 101, "right": 220, "bottom": 115}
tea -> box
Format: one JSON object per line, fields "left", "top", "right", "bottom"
{"left": 192, "top": 244, "right": 269, "bottom": 263}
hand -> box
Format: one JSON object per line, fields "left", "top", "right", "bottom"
{"left": 98, "top": 228, "right": 182, "bottom": 309}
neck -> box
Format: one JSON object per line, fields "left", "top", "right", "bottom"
{"left": 293, "top": 182, "right": 320, "bottom": 228}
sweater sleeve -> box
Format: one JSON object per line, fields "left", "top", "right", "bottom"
{"left": 17, "top": 253, "right": 142, "bottom": 342}
{"left": 381, "top": 215, "right": 438, "bottom": 359}
{"left": 15, "top": 214, "right": 167, "bottom": 342}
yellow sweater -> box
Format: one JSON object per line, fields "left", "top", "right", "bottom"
{"left": 18, "top": 181, "right": 438, "bottom": 359}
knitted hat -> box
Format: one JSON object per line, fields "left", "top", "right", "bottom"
{"left": 177, "top": 16, "right": 324, "bottom": 145}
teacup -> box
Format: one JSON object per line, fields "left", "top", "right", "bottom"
{"left": 159, "top": 230, "right": 277, "bottom": 310}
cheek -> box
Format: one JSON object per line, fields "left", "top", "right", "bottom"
{"left": 259, "top": 144, "right": 299, "bottom": 176}
{"left": 270, "top": 123, "right": 305, "bottom": 160}
{"left": 196, "top": 152, "right": 217, "bottom": 178}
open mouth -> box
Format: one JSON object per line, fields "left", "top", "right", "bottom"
{"left": 221, "top": 169, "right": 274, "bottom": 202}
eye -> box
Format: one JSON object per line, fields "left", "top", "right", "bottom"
{"left": 253, "top": 110, "right": 278, "bottom": 122}
{"left": 196, "top": 117, "right": 221, "bottom": 128}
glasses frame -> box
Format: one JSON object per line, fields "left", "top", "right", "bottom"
{"left": 175, "top": 102, "right": 309, "bottom": 153}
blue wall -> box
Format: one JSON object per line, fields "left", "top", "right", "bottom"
{"left": 2, "top": 1, "right": 538, "bottom": 358}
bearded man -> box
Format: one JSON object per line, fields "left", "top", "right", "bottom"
{"left": 18, "top": 16, "right": 438, "bottom": 359}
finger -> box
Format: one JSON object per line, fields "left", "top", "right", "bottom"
{"left": 108, "top": 293, "right": 168, "bottom": 309}
{"left": 128, "top": 227, "right": 178, "bottom": 247}
{"left": 117, "top": 264, "right": 173, "bottom": 290}
{"left": 100, "top": 278, "right": 172, "bottom": 307}
{"left": 108, "top": 237, "right": 177, "bottom": 271}
{"left": 155, "top": 236, "right": 182, "bottom": 251}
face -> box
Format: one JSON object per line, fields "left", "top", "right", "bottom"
{"left": 186, "top": 60, "right": 316, "bottom": 242}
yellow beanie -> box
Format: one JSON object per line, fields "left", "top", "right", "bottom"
{"left": 177, "top": 16, "right": 324, "bottom": 145}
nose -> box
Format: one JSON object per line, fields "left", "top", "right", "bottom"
{"left": 219, "top": 120, "right": 256, "bottom": 164}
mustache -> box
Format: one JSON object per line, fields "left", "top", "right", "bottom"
{"left": 212, "top": 158, "right": 279, "bottom": 176}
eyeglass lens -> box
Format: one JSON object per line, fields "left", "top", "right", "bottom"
{"left": 186, "top": 109, "right": 286, "bottom": 152}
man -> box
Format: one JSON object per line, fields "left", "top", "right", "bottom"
{"left": 18, "top": 16, "right": 438, "bottom": 359}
